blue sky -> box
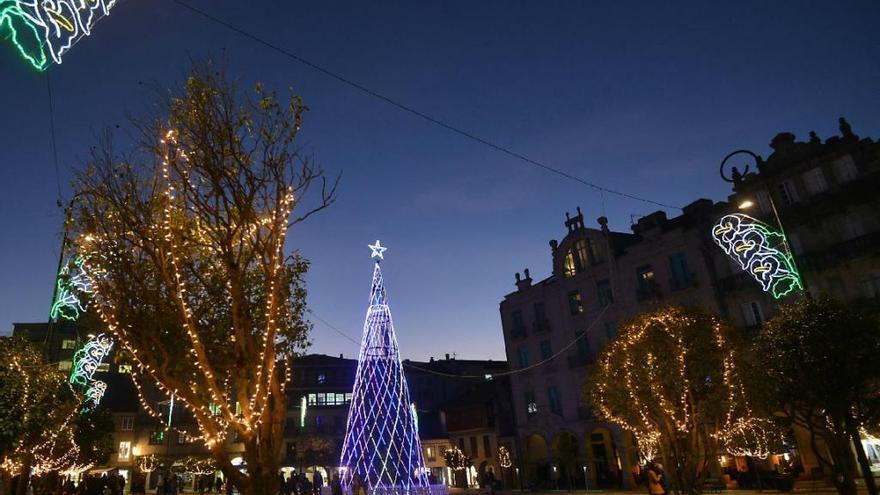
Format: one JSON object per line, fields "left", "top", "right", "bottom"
{"left": 1, "top": 1, "right": 878, "bottom": 360}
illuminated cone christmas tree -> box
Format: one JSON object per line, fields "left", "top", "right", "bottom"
{"left": 340, "top": 241, "right": 429, "bottom": 489}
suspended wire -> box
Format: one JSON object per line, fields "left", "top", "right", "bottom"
{"left": 307, "top": 305, "right": 609, "bottom": 380}
{"left": 170, "top": 0, "right": 683, "bottom": 212}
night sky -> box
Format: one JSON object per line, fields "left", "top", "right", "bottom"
{"left": 1, "top": 1, "right": 878, "bottom": 360}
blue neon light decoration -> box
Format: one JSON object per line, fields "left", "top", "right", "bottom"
{"left": 339, "top": 242, "right": 429, "bottom": 489}
{"left": 711, "top": 213, "right": 803, "bottom": 299}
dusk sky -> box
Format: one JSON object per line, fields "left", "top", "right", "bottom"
{"left": 1, "top": 1, "right": 878, "bottom": 361}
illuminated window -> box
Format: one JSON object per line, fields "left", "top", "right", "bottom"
{"left": 425, "top": 446, "right": 435, "bottom": 461}
{"left": 120, "top": 416, "right": 134, "bottom": 431}
{"left": 61, "top": 339, "right": 77, "bottom": 350}
{"left": 58, "top": 360, "right": 72, "bottom": 371}
{"left": 148, "top": 431, "right": 165, "bottom": 445}
{"left": 209, "top": 403, "right": 221, "bottom": 416}
{"left": 636, "top": 265, "right": 657, "bottom": 299}
{"left": 307, "top": 393, "right": 352, "bottom": 406}
{"left": 563, "top": 250, "right": 577, "bottom": 277}
{"left": 118, "top": 364, "right": 133, "bottom": 374}
{"left": 567, "top": 291, "right": 584, "bottom": 315}
{"left": 802, "top": 168, "right": 828, "bottom": 194}
{"left": 833, "top": 155, "right": 858, "bottom": 183}
{"left": 96, "top": 363, "right": 110, "bottom": 373}
{"left": 178, "top": 432, "right": 193, "bottom": 444}
{"left": 118, "top": 441, "right": 131, "bottom": 460}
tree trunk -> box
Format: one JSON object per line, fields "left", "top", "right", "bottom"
{"left": 14, "top": 459, "right": 31, "bottom": 495}
{"left": 846, "top": 417, "right": 879, "bottom": 495}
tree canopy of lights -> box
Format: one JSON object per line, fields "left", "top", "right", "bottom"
{"left": 0, "top": 337, "right": 84, "bottom": 490}
{"left": 588, "top": 306, "right": 775, "bottom": 495}
{"left": 69, "top": 65, "right": 337, "bottom": 495}
{"left": 751, "top": 296, "right": 880, "bottom": 495}
{"left": 443, "top": 447, "right": 470, "bottom": 472}
{"left": 711, "top": 213, "right": 803, "bottom": 299}
{"left": 0, "top": 0, "right": 118, "bottom": 71}
{"left": 339, "top": 254, "right": 430, "bottom": 489}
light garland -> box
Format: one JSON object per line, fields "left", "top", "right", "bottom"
{"left": 497, "top": 446, "right": 512, "bottom": 469}
{"left": 443, "top": 447, "right": 470, "bottom": 472}
{"left": 711, "top": 213, "right": 803, "bottom": 299}
{"left": 339, "top": 249, "right": 430, "bottom": 489}
{"left": 592, "top": 307, "right": 773, "bottom": 465}
{"left": 0, "top": 0, "right": 117, "bottom": 70}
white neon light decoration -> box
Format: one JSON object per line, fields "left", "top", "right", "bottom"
{"left": 711, "top": 213, "right": 803, "bottom": 299}
{"left": 1, "top": 0, "right": 118, "bottom": 70}
{"left": 69, "top": 333, "right": 114, "bottom": 410}
{"left": 339, "top": 242, "right": 429, "bottom": 489}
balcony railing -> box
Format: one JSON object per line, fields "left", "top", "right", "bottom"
{"left": 509, "top": 325, "right": 527, "bottom": 339}
{"left": 636, "top": 281, "right": 662, "bottom": 301}
{"left": 532, "top": 319, "right": 551, "bottom": 334}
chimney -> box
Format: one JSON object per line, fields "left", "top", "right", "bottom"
{"left": 339, "top": 353, "right": 343, "bottom": 359}
{"left": 445, "top": 353, "right": 450, "bottom": 361}
{"left": 516, "top": 268, "right": 533, "bottom": 291}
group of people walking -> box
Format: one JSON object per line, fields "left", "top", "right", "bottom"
{"left": 279, "top": 471, "right": 324, "bottom": 495}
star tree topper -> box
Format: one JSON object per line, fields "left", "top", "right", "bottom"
{"left": 368, "top": 240, "right": 387, "bottom": 260}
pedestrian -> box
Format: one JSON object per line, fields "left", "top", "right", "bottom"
{"left": 312, "top": 471, "right": 323, "bottom": 495}
{"left": 215, "top": 478, "right": 222, "bottom": 494}
{"left": 225, "top": 478, "right": 234, "bottom": 495}
{"left": 647, "top": 463, "right": 665, "bottom": 495}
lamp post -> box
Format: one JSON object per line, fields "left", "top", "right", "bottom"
{"left": 583, "top": 465, "right": 588, "bottom": 491}
{"left": 720, "top": 149, "right": 809, "bottom": 294}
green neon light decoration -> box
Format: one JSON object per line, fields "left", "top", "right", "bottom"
{"left": 711, "top": 213, "right": 803, "bottom": 299}
{"left": 50, "top": 257, "right": 91, "bottom": 322}
{"left": 1, "top": 0, "right": 118, "bottom": 71}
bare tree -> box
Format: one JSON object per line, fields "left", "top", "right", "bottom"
{"left": 71, "top": 65, "right": 337, "bottom": 495}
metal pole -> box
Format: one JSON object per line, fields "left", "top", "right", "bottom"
{"left": 765, "top": 193, "right": 809, "bottom": 294}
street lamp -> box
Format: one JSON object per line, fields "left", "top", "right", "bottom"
{"left": 721, "top": 149, "right": 808, "bottom": 294}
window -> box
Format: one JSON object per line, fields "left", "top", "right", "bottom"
{"left": 533, "top": 303, "right": 546, "bottom": 322}
{"left": 844, "top": 214, "right": 865, "bottom": 240}
{"left": 458, "top": 437, "right": 465, "bottom": 452}
{"left": 787, "top": 232, "right": 803, "bottom": 255}
{"left": 317, "top": 373, "right": 326, "bottom": 385}
{"left": 470, "top": 437, "right": 478, "bottom": 458}
{"left": 574, "top": 240, "right": 590, "bottom": 270}
{"left": 637, "top": 265, "right": 657, "bottom": 299}
{"left": 547, "top": 386, "right": 562, "bottom": 416}
{"left": 96, "top": 363, "right": 110, "bottom": 373}
{"left": 117, "top": 364, "right": 133, "bottom": 374}
{"left": 61, "top": 339, "right": 77, "bottom": 350}
{"left": 118, "top": 441, "right": 131, "bottom": 460}
{"left": 860, "top": 275, "right": 880, "bottom": 300}
{"left": 604, "top": 321, "right": 617, "bottom": 340}
{"left": 539, "top": 340, "right": 552, "bottom": 360}
{"left": 567, "top": 291, "right": 584, "bottom": 315}
{"left": 669, "top": 253, "right": 691, "bottom": 290}
{"left": 209, "top": 403, "right": 221, "bottom": 416}
{"left": 517, "top": 347, "right": 529, "bottom": 368}
{"left": 575, "top": 331, "right": 590, "bottom": 357}
{"left": 178, "top": 432, "right": 193, "bottom": 444}
{"left": 148, "top": 431, "right": 165, "bottom": 445}
{"left": 833, "top": 155, "right": 858, "bottom": 183}
{"left": 425, "top": 446, "right": 436, "bottom": 461}
{"left": 120, "top": 416, "right": 134, "bottom": 431}
{"left": 563, "top": 250, "right": 577, "bottom": 277}
{"left": 776, "top": 180, "right": 799, "bottom": 206}
{"left": 525, "top": 392, "right": 537, "bottom": 416}
{"left": 742, "top": 301, "right": 764, "bottom": 327}
{"left": 483, "top": 436, "right": 492, "bottom": 458}
{"left": 57, "top": 360, "right": 72, "bottom": 371}
{"left": 307, "top": 393, "right": 352, "bottom": 406}
{"left": 511, "top": 310, "right": 525, "bottom": 335}
{"left": 597, "top": 280, "right": 613, "bottom": 307}
{"left": 802, "top": 168, "right": 828, "bottom": 194}
{"left": 755, "top": 189, "right": 773, "bottom": 214}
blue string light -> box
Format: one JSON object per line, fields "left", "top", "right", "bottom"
{"left": 340, "top": 246, "right": 429, "bottom": 490}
